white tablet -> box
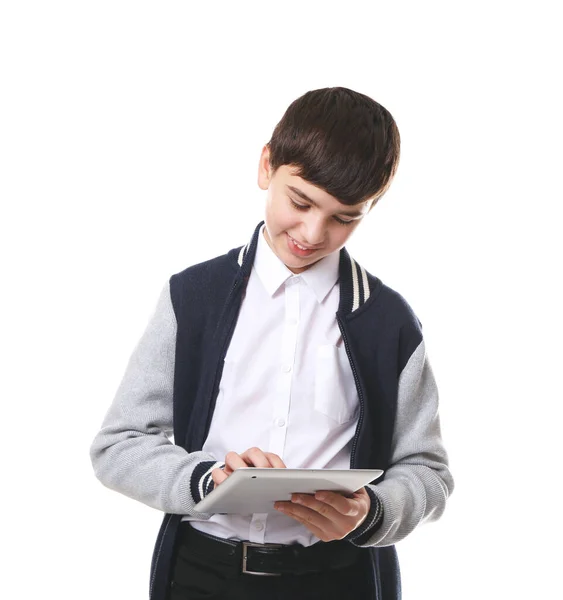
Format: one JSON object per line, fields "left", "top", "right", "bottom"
{"left": 194, "top": 468, "right": 383, "bottom": 515}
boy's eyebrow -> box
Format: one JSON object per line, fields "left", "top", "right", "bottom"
{"left": 286, "top": 185, "right": 365, "bottom": 217}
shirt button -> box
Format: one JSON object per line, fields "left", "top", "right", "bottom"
{"left": 282, "top": 365, "right": 292, "bottom": 373}
{"left": 254, "top": 522, "right": 264, "bottom": 531}
{"left": 275, "top": 418, "right": 286, "bottom": 428}
{"left": 288, "top": 318, "right": 298, "bottom": 326}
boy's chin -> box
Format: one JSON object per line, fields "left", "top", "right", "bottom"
{"left": 282, "top": 256, "right": 320, "bottom": 274}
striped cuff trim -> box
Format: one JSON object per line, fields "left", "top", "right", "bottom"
{"left": 345, "top": 487, "right": 384, "bottom": 545}
{"left": 190, "top": 461, "right": 225, "bottom": 503}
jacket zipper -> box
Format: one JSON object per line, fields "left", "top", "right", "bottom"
{"left": 336, "top": 313, "right": 364, "bottom": 469}
{"left": 338, "top": 313, "right": 383, "bottom": 600}
{"left": 203, "top": 276, "right": 245, "bottom": 438}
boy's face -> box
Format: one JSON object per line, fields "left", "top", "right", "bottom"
{"left": 257, "top": 146, "right": 373, "bottom": 274}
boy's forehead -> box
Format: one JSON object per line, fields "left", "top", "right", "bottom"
{"left": 282, "top": 166, "right": 373, "bottom": 214}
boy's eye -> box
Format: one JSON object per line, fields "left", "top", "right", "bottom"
{"left": 290, "top": 198, "right": 354, "bottom": 226}
{"left": 333, "top": 216, "right": 354, "bottom": 226}
{"left": 290, "top": 199, "right": 309, "bottom": 211}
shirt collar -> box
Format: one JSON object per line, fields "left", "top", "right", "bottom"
{"left": 254, "top": 224, "right": 339, "bottom": 303}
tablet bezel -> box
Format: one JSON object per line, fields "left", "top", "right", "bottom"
{"left": 193, "top": 467, "right": 383, "bottom": 515}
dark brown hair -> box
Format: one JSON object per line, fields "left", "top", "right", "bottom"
{"left": 266, "top": 87, "right": 400, "bottom": 207}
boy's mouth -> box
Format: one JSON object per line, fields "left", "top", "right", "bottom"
{"left": 287, "top": 233, "right": 317, "bottom": 257}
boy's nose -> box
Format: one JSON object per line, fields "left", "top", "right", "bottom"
{"left": 303, "top": 217, "right": 326, "bottom": 247}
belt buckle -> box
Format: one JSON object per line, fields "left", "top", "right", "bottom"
{"left": 241, "top": 542, "right": 284, "bottom": 576}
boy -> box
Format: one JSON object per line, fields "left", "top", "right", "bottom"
{"left": 90, "top": 87, "right": 454, "bottom": 600}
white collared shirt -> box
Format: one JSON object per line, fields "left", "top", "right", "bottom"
{"left": 184, "top": 225, "right": 360, "bottom": 546}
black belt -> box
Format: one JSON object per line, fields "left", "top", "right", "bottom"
{"left": 177, "top": 522, "right": 362, "bottom": 576}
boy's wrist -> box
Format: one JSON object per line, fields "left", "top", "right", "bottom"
{"left": 190, "top": 460, "right": 225, "bottom": 503}
{"left": 344, "top": 487, "right": 384, "bottom": 545}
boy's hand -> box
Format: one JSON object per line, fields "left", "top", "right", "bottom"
{"left": 273, "top": 487, "right": 371, "bottom": 542}
{"left": 211, "top": 448, "right": 286, "bottom": 487}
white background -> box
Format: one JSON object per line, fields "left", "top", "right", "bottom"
{"left": 1, "top": 1, "right": 562, "bottom": 598}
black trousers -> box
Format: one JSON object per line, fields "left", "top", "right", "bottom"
{"left": 167, "top": 528, "right": 373, "bottom": 600}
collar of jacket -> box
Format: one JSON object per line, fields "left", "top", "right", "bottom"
{"left": 229, "top": 221, "right": 380, "bottom": 316}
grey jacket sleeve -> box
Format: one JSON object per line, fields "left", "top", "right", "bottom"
{"left": 355, "top": 339, "right": 454, "bottom": 547}
{"left": 89, "top": 280, "right": 221, "bottom": 516}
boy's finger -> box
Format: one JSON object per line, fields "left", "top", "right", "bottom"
{"left": 264, "top": 452, "right": 287, "bottom": 468}
{"left": 314, "top": 489, "right": 369, "bottom": 516}
{"left": 224, "top": 451, "right": 250, "bottom": 471}
{"left": 240, "top": 447, "right": 276, "bottom": 468}
{"left": 211, "top": 467, "right": 228, "bottom": 486}
{"left": 289, "top": 494, "right": 344, "bottom": 520}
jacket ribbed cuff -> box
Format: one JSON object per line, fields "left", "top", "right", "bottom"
{"left": 190, "top": 461, "right": 225, "bottom": 503}
{"left": 344, "top": 487, "right": 384, "bottom": 545}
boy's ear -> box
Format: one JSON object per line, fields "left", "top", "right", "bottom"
{"left": 257, "top": 145, "right": 272, "bottom": 191}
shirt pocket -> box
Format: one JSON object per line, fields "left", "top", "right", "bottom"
{"left": 314, "top": 344, "right": 359, "bottom": 425}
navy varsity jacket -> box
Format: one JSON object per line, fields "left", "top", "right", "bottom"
{"left": 141, "top": 221, "right": 454, "bottom": 600}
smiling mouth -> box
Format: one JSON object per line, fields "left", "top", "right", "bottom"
{"left": 286, "top": 234, "right": 322, "bottom": 259}
{"left": 287, "top": 234, "right": 321, "bottom": 251}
